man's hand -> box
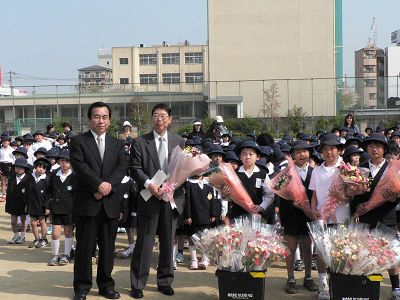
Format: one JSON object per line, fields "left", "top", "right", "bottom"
{"left": 210, "top": 217, "right": 216, "bottom": 223}
{"left": 148, "top": 183, "right": 162, "bottom": 200}
{"left": 185, "top": 218, "right": 192, "bottom": 225}
{"left": 98, "top": 182, "right": 112, "bottom": 196}
{"left": 221, "top": 215, "right": 230, "bottom": 225}
{"left": 94, "top": 191, "right": 103, "bottom": 200}
{"left": 45, "top": 209, "right": 50, "bottom": 215}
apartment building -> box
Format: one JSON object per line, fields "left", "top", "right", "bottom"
{"left": 78, "top": 65, "right": 112, "bottom": 87}
{"left": 355, "top": 45, "right": 386, "bottom": 108}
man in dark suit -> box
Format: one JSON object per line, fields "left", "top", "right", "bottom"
{"left": 129, "top": 103, "right": 184, "bottom": 298}
{"left": 70, "top": 102, "right": 128, "bottom": 300}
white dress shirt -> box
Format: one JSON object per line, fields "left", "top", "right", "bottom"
{"left": 16, "top": 173, "right": 25, "bottom": 185}
{"left": 368, "top": 159, "right": 386, "bottom": 178}
{"left": 0, "top": 146, "right": 14, "bottom": 163}
{"left": 295, "top": 163, "right": 309, "bottom": 181}
{"left": 90, "top": 130, "right": 106, "bottom": 153}
{"left": 33, "top": 172, "right": 47, "bottom": 183}
{"left": 144, "top": 130, "right": 169, "bottom": 189}
{"left": 56, "top": 169, "right": 72, "bottom": 183}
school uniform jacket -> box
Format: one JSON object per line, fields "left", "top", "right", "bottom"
{"left": 279, "top": 166, "right": 313, "bottom": 228}
{"left": 5, "top": 174, "right": 29, "bottom": 215}
{"left": 48, "top": 171, "right": 76, "bottom": 215}
{"left": 25, "top": 174, "right": 50, "bottom": 216}
{"left": 350, "top": 161, "right": 400, "bottom": 227}
{"left": 118, "top": 177, "right": 138, "bottom": 224}
{"left": 184, "top": 180, "right": 219, "bottom": 225}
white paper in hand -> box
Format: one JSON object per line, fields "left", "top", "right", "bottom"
{"left": 140, "top": 170, "right": 167, "bottom": 201}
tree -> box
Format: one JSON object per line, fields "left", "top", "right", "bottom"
{"left": 261, "top": 82, "right": 281, "bottom": 131}
{"left": 333, "top": 114, "right": 346, "bottom": 129}
{"left": 314, "top": 117, "right": 329, "bottom": 131}
{"left": 340, "top": 85, "right": 360, "bottom": 110}
{"left": 130, "top": 91, "right": 151, "bottom": 134}
{"left": 286, "top": 105, "right": 308, "bottom": 133}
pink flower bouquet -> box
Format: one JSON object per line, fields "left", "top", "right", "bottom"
{"left": 308, "top": 220, "right": 400, "bottom": 275}
{"left": 355, "top": 160, "right": 400, "bottom": 218}
{"left": 268, "top": 157, "right": 311, "bottom": 218}
{"left": 159, "top": 146, "right": 210, "bottom": 208}
{"left": 208, "top": 163, "right": 255, "bottom": 214}
{"left": 320, "top": 163, "right": 371, "bottom": 222}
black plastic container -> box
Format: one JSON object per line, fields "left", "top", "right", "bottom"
{"left": 215, "top": 270, "right": 266, "bottom": 300}
{"left": 329, "top": 272, "right": 382, "bottom": 300}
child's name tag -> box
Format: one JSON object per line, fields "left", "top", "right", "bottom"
{"left": 255, "top": 178, "right": 262, "bottom": 188}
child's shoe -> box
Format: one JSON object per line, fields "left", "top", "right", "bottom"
{"left": 198, "top": 258, "right": 210, "bottom": 270}
{"left": 36, "top": 238, "right": 48, "bottom": 248}
{"left": 189, "top": 259, "right": 199, "bottom": 270}
{"left": 46, "top": 226, "right": 53, "bottom": 235}
{"left": 294, "top": 259, "right": 303, "bottom": 271}
{"left": 58, "top": 254, "right": 70, "bottom": 266}
{"left": 176, "top": 252, "right": 184, "bottom": 263}
{"left": 28, "top": 239, "right": 40, "bottom": 248}
{"left": 0, "top": 195, "right": 6, "bottom": 202}
{"left": 48, "top": 255, "right": 60, "bottom": 266}
{"left": 15, "top": 236, "right": 25, "bottom": 244}
{"left": 117, "top": 245, "right": 134, "bottom": 259}
{"left": 9, "top": 235, "right": 19, "bottom": 244}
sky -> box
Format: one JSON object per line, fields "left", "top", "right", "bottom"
{"left": 1, "top": 0, "right": 399, "bottom": 88}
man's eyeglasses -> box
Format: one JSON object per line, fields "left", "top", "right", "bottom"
{"left": 152, "top": 113, "right": 169, "bottom": 120}
{"left": 92, "top": 115, "right": 109, "bottom": 121}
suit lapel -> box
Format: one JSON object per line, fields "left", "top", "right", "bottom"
{"left": 84, "top": 131, "right": 102, "bottom": 168}
{"left": 167, "top": 132, "right": 176, "bottom": 160}
{"left": 145, "top": 132, "right": 161, "bottom": 170}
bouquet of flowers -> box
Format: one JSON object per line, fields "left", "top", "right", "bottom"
{"left": 320, "top": 163, "right": 371, "bottom": 222}
{"left": 308, "top": 220, "right": 400, "bottom": 275}
{"left": 267, "top": 157, "right": 311, "bottom": 217}
{"left": 207, "top": 163, "right": 255, "bottom": 214}
{"left": 354, "top": 160, "right": 400, "bottom": 218}
{"left": 192, "top": 215, "right": 289, "bottom": 272}
{"left": 159, "top": 146, "right": 210, "bottom": 208}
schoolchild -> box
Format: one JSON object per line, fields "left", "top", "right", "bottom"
{"left": 309, "top": 133, "right": 348, "bottom": 300}
{"left": 223, "top": 151, "right": 240, "bottom": 171}
{"left": 115, "top": 174, "right": 138, "bottom": 259}
{"left": 46, "top": 148, "right": 60, "bottom": 173}
{"left": 226, "top": 140, "right": 274, "bottom": 220}
{"left": 184, "top": 175, "right": 219, "bottom": 270}
{"left": 55, "top": 134, "right": 69, "bottom": 151}
{"left": 26, "top": 157, "right": 51, "bottom": 248}
{"left": 279, "top": 140, "right": 317, "bottom": 294}
{"left": 0, "top": 135, "right": 14, "bottom": 202}
{"left": 5, "top": 158, "right": 30, "bottom": 244}
{"left": 22, "top": 134, "right": 36, "bottom": 166}
{"left": 385, "top": 140, "right": 400, "bottom": 161}
{"left": 342, "top": 145, "right": 362, "bottom": 166}
{"left": 351, "top": 133, "right": 400, "bottom": 299}
{"left": 47, "top": 150, "right": 76, "bottom": 266}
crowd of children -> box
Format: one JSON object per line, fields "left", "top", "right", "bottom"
{"left": 2, "top": 114, "right": 400, "bottom": 300}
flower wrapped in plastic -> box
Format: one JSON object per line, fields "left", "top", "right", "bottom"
{"left": 208, "top": 163, "right": 255, "bottom": 214}
{"left": 354, "top": 160, "right": 400, "bottom": 218}
{"left": 320, "top": 163, "right": 371, "bottom": 222}
{"left": 192, "top": 216, "right": 289, "bottom": 272}
{"left": 308, "top": 220, "right": 400, "bottom": 275}
{"left": 267, "top": 157, "right": 311, "bottom": 217}
{"left": 159, "top": 146, "right": 210, "bottom": 208}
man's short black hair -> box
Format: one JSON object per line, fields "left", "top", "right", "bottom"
{"left": 87, "top": 102, "right": 112, "bottom": 119}
{"left": 151, "top": 103, "right": 171, "bottom": 116}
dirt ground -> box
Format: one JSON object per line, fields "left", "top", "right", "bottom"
{"left": 0, "top": 203, "right": 393, "bottom": 299}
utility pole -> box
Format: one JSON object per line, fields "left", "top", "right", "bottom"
{"left": 9, "top": 71, "right": 16, "bottom": 120}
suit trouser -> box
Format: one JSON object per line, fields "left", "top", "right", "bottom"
{"left": 130, "top": 202, "right": 177, "bottom": 290}
{"left": 73, "top": 206, "right": 119, "bottom": 295}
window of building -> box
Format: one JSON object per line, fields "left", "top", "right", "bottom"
{"left": 140, "top": 74, "right": 157, "bottom": 84}
{"left": 217, "top": 104, "right": 237, "bottom": 119}
{"left": 36, "top": 108, "right": 51, "bottom": 118}
{"left": 369, "top": 93, "right": 376, "bottom": 100}
{"left": 185, "top": 52, "right": 203, "bottom": 64}
{"left": 120, "top": 58, "right": 128, "bottom": 64}
{"left": 162, "top": 73, "right": 180, "bottom": 84}
{"left": 364, "top": 51, "right": 375, "bottom": 59}
{"left": 171, "top": 101, "right": 192, "bottom": 117}
{"left": 185, "top": 72, "right": 203, "bottom": 83}
{"left": 162, "top": 53, "right": 180, "bottom": 64}
{"left": 139, "top": 54, "right": 157, "bottom": 65}
{"left": 120, "top": 78, "right": 129, "bottom": 84}
{"left": 84, "top": 72, "right": 90, "bottom": 78}
{"left": 61, "top": 107, "right": 78, "bottom": 119}
{"left": 95, "top": 72, "right": 100, "bottom": 78}
{"left": 363, "top": 79, "right": 376, "bottom": 87}
{"left": 363, "top": 66, "right": 375, "bottom": 73}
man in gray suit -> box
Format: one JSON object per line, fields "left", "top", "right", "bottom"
{"left": 129, "top": 103, "right": 184, "bottom": 298}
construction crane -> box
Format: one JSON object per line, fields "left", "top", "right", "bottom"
{"left": 367, "top": 17, "right": 376, "bottom": 46}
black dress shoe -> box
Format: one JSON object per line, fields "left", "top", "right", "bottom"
{"left": 158, "top": 286, "right": 174, "bottom": 296}
{"left": 73, "top": 294, "right": 86, "bottom": 300}
{"left": 99, "top": 290, "right": 120, "bottom": 299}
{"left": 130, "top": 288, "right": 144, "bottom": 299}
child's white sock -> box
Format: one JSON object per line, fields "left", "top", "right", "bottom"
{"left": 173, "top": 243, "right": 178, "bottom": 262}
{"left": 64, "top": 237, "right": 74, "bottom": 256}
{"left": 128, "top": 243, "right": 135, "bottom": 249}
{"left": 17, "top": 216, "right": 21, "bottom": 223}
{"left": 295, "top": 246, "right": 301, "bottom": 260}
{"left": 189, "top": 246, "right": 197, "bottom": 261}
{"left": 51, "top": 239, "right": 60, "bottom": 256}
{"left": 26, "top": 215, "right": 31, "bottom": 224}
{"left": 319, "top": 273, "right": 327, "bottom": 286}
{"left": 13, "top": 232, "right": 19, "bottom": 238}
{"left": 20, "top": 232, "right": 25, "bottom": 238}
